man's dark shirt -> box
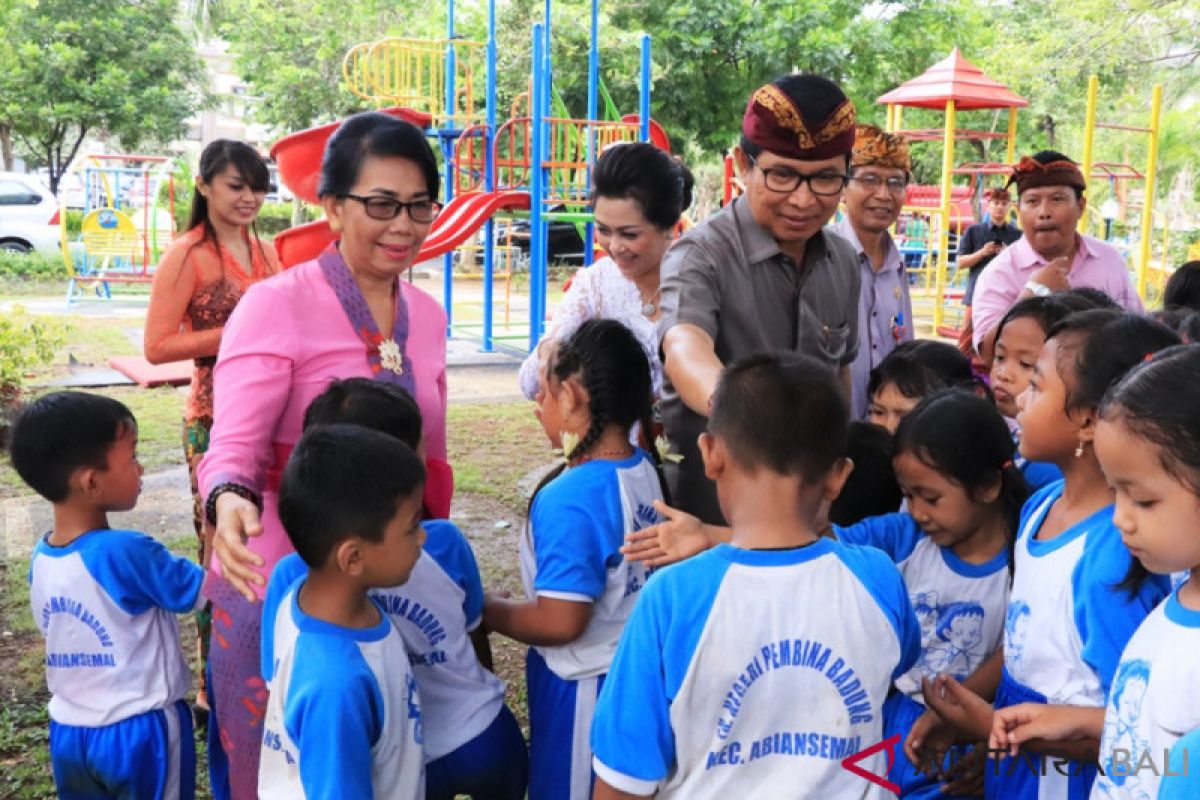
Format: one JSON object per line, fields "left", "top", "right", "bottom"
{"left": 959, "top": 219, "right": 1022, "bottom": 305}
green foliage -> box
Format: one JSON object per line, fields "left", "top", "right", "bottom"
{"left": 0, "top": 250, "right": 69, "bottom": 279}
{"left": 0, "top": 308, "right": 63, "bottom": 404}
{"left": 255, "top": 201, "right": 322, "bottom": 237}
{"left": 0, "top": 0, "right": 203, "bottom": 193}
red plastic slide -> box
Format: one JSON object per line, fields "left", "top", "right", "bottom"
{"left": 273, "top": 190, "right": 532, "bottom": 269}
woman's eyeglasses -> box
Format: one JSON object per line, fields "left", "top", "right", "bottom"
{"left": 339, "top": 194, "right": 442, "bottom": 223}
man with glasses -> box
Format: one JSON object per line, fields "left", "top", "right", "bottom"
{"left": 955, "top": 187, "right": 1021, "bottom": 355}
{"left": 657, "top": 73, "right": 860, "bottom": 525}
{"left": 829, "top": 124, "right": 915, "bottom": 419}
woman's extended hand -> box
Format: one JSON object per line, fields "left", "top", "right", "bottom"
{"left": 620, "top": 500, "right": 712, "bottom": 567}
{"left": 212, "top": 492, "right": 266, "bottom": 601}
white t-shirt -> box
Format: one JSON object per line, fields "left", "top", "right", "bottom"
{"left": 29, "top": 529, "right": 204, "bottom": 726}
{"left": 1091, "top": 586, "right": 1200, "bottom": 800}
{"left": 520, "top": 450, "right": 663, "bottom": 680}
{"left": 260, "top": 578, "right": 424, "bottom": 799}
{"left": 268, "top": 520, "right": 505, "bottom": 761}
{"left": 591, "top": 539, "right": 921, "bottom": 799}
{"left": 836, "top": 512, "right": 1009, "bottom": 698}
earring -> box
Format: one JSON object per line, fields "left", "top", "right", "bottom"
{"left": 1074, "top": 441, "right": 1085, "bottom": 458}
{"left": 328, "top": 219, "right": 342, "bottom": 233}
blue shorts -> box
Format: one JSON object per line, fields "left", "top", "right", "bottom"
{"left": 425, "top": 703, "right": 528, "bottom": 800}
{"left": 883, "top": 691, "right": 976, "bottom": 799}
{"left": 49, "top": 699, "right": 195, "bottom": 800}
{"left": 526, "top": 647, "right": 606, "bottom": 800}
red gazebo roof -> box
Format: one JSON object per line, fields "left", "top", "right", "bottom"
{"left": 877, "top": 48, "right": 1028, "bottom": 110}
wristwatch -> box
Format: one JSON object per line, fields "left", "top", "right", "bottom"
{"left": 1024, "top": 280, "right": 1053, "bottom": 297}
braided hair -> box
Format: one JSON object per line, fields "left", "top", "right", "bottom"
{"left": 529, "top": 319, "right": 668, "bottom": 510}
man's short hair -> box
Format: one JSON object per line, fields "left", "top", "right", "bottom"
{"left": 9, "top": 391, "right": 135, "bottom": 503}
{"left": 709, "top": 352, "right": 847, "bottom": 482}
{"left": 279, "top": 424, "right": 425, "bottom": 569}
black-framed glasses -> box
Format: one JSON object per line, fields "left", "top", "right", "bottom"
{"left": 849, "top": 172, "right": 909, "bottom": 194}
{"left": 339, "top": 194, "right": 441, "bottom": 223}
{"left": 747, "top": 155, "right": 848, "bottom": 196}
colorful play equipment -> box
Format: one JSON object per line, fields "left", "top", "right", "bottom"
{"left": 270, "top": 0, "right": 665, "bottom": 352}
{"left": 60, "top": 154, "right": 178, "bottom": 304}
{"left": 879, "top": 48, "right": 1028, "bottom": 334}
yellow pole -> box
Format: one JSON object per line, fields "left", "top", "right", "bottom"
{"left": 895, "top": 105, "right": 904, "bottom": 132}
{"left": 936, "top": 100, "right": 956, "bottom": 329}
{"left": 1079, "top": 75, "right": 1099, "bottom": 233}
{"left": 1137, "top": 84, "right": 1163, "bottom": 300}
{"left": 886, "top": 104, "right": 895, "bottom": 132}
{"left": 1005, "top": 107, "right": 1018, "bottom": 165}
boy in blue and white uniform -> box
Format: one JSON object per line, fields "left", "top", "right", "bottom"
{"left": 266, "top": 378, "right": 526, "bottom": 799}
{"left": 591, "top": 353, "right": 920, "bottom": 799}
{"left": 11, "top": 391, "right": 206, "bottom": 799}
{"left": 259, "top": 425, "right": 427, "bottom": 798}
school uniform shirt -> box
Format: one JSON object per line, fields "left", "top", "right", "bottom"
{"left": 259, "top": 577, "right": 424, "bottom": 799}
{"left": 266, "top": 521, "right": 505, "bottom": 762}
{"left": 1013, "top": 430, "right": 1063, "bottom": 492}
{"left": 520, "top": 450, "right": 662, "bottom": 680}
{"left": 835, "top": 512, "right": 1010, "bottom": 696}
{"left": 1090, "top": 586, "right": 1200, "bottom": 800}
{"left": 28, "top": 529, "right": 205, "bottom": 727}
{"left": 591, "top": 538, "right": 921, "bottom": 799}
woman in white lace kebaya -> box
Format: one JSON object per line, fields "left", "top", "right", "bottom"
{"left": 519, "top": 142, "right": 694, "bottom": 399}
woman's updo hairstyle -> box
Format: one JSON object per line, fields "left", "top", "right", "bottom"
{"left": 318, "top": 112, "right": 440, "bottom": 201}
{"left": 592, "top": 142, "right": 694, "bottom": 230}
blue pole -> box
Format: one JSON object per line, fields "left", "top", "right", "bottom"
{"left": 529, "top": 23, "right": 546, "bottom": 351}
{"left": 441, "top": 0, "right": 458, "bottom": 338}
{"left": 582, "top": 0, "right": 599, "bottom": 268}
{"left": 480, "top": 0, "right": 497, "bottom": 352}
{"left": 639, "top": 35, "right": 651, "bottom": 142}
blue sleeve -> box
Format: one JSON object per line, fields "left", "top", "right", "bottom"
{"left": 592, "top": 551, "right": 731, "bottom": 792}
{"left": 284, "top": 637, "right": 382, "bottom": 799}
{"left": 261, "top": 555, "right": 308, "bottom": 682}
{"left": 421, "top": 520, "right": 485, "bottom": 628}
{"left": 1072, "top": 523, "right": 1170, "bottom": 697}
{"left": 833, "top": 542, "right": 922, "bottom": 681}
{"left": 1020, "top": 460, "right": 1062, "bottom": 493}
{"left": 529, "top": 480, "right": 611, "bottom": 600}
{"left": 1158, "top": 729, "right": 1200, "bottom": 800}
{"left": 83, "top": 531, "right": 204, "bottom": 616}
{"left": 834, "top": 512, "right": 923, "bottom": 563}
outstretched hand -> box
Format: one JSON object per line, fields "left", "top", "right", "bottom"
{"left": 921, "top": 674, "right": 994, "bottom": 743}
{"left": 989, "top": 703, "right": 1104, "bottom": 757}
{"left": 620, "top": 500, "right": 711, "bottom": 567}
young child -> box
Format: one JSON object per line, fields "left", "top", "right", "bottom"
{"left": 591, "top": 352, "right": 921, "bottom": 798}
{"left": 866, "top": 339, "right": 977, "bottom": 434}
{"left": 828, "top": 420, "right": 903, "bottom": 527}
{"left": 484, "top": 318, "right": 666, "bottom": 800}
{"left": 989, "top": 293, "right": 1097, "bottom": 491}
{"left": 258, "top": 424, "right": 426, "bottom": 798}
{"left": 835, "top": 390, "right": 1028, "bottom": 798}
{"left": 907, "top": 311, "right": 1178, "bottom": 800}
{"left": 989, "top": 344, "right": 1200, "bottom": 799}
{"left": 266, "top": 378, "right": 527, "bottom": 800}
{"left": 10, "top": 391, "right": 206, "bottom": 799}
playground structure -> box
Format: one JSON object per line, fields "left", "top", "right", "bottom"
{"left": 270, "top": 0, "right": 667, "bottom": 352}
{"left": 59, "top": 154, "right": 178, "bottom": 304}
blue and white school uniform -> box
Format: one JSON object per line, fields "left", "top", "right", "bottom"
{"left": 837, "top": 512, "right": 1010, "bottom": 798}
{"left": 1090, "top": 584, "right": 1200, "bottom": 800}
{"left": 988, "top": 481, "right": 1170, "bottom": 800}
{"left": 591, "top": 538, "right": 920, "bottom": 799}
{"left": 520, "top": 450, "right": 662, "bottom": 800}
{"left": 268, "top": 520, "right": 526, "bottom": 800}
{"left": 1156, "top": 727, "right": 1200, "bottom": 800}
{"left": 259, "top": 576, "right": 424, "bottom": 799}
{"left": 1013, "top": 429, "right": 1063, "bottom": 492}
{"left": 29, "top": 529, "right": 205, "bottom": 800}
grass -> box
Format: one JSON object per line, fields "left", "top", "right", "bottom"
{"left": 446, "top": 400, "right": 551, "bottom": 509}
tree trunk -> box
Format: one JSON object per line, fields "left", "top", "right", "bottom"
{"left": 0, "top": 125, "right": 12, "bottom": 171}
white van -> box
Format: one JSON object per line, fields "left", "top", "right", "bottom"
{"left": 0, "top": 172, "right": 62, "bottom": 256}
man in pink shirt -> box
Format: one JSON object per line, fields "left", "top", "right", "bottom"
{"left": 970, "top": 150, "right": 1143, "bottom": 362}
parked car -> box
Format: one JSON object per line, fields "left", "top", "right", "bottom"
{"left": 0, "top": 172, "right": 62, "bottom": 256}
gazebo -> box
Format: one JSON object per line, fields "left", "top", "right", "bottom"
{"left": 878, "top": 48, "right": 1027, "bottom": 329}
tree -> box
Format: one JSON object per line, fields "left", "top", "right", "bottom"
{"left": 0, "top": 0, "right": 203, "bottom": 191}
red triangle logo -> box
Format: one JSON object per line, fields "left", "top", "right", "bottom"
{"left": 840, "top": 733, "right": 902, "bottom": 795}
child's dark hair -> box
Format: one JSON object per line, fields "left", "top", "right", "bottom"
{"left": 592, "top": 142, "right": 694, "bottom": 231}
{"left": 992, "top": 292, "right": 1103, "bottom": 347}
{"left": 829, "top": 422, "right": 901, "bottom": 526}
{"left": 1152, "top": 307, "right": 1200, "bottom": 344}
{"left": 710, "top": 352, "right": 847, "bottom": 482}
{"left": 1061, "top": 286, "right": 1119, "bottom": 310}
{"left": 1102, "top": 345, "right": 1200, "bottom": 591}
{"left": 9, "top": 391, "right": 135, "bottom": 503}
{"left": 1047, "top": 310, "right": 1181, "bottom": 416}
{"left": 1164, "top": 260, "right": 1200, "bottom": 312}
{"left": 303, "top": 378, "right": 422, "bottom": 449}
{"left": 187, "top": 139, "right": 272, "bottom": 267}
{"left": 895, "top": 390, "right": 1029, "bottom": 553}
{"left": 279, "top": 424, "right": 425, "bottom": 568}
{"left": 867, "top": 339, "right": 976, "bottom": 403}
{"left": 530, "top": 319, "right": 665, "bottom": 504}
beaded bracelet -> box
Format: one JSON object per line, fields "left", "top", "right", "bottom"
{"left": 204, "top": 482, "right": 261, "bottom": 526}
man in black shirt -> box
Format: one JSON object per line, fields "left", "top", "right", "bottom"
{"left": 956, "top": 187, "right": 1022, "bottom": 353}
